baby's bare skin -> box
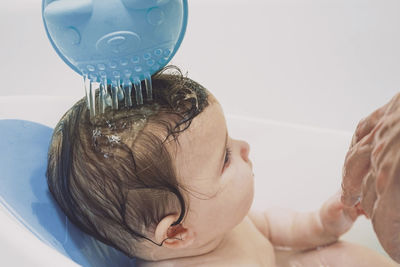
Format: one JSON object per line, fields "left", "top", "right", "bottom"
{"left": 138, "top": 214, "right": 397, "bottom": 267}
{"left": 137, "top": 216, "right": 274, "bottom": 266}
{"left": 136, "top": 93, "right": 397, "bottom": 266}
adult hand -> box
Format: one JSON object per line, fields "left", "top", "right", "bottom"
{"left": 341, "top": 92, "right": 400, "bottom": 263}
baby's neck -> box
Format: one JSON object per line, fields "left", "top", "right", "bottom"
{"left": 138, "top": 233, "right": 226, "bottom": 265}
{"left": 137, "top": 216, "right": 275, "bottom": 266}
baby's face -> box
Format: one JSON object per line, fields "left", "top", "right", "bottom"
{"left": 172, "top": 93, "right": 254, "bottom": 246}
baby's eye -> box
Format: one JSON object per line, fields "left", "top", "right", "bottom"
{"left": 224, "top": 147, "right": 232, "bottom": 167}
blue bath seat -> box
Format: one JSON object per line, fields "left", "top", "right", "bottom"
{"left": 0, "top": 120, "right": 136, "bottom": 267}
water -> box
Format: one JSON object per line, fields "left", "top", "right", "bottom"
{"left": 107, "top": 135, "right": 121, "bottom": 144}
{"left": 111, "top": 82, "right": 119, "bottom": 110}
{"left": 83, "top": 72, "right": 154, "bottom": 121}
{"left": 144, "top": 73, "right": 153, "bottom": 102}
{"left": 123, "top": 81, "right": 133, "bottom": 108}
{"left": 133, "top": 78, "right": 143, "bottom": 106}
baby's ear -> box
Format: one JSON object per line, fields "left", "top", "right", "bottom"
{"left": 154, "top": 214, "right": 195, "bottom": 249}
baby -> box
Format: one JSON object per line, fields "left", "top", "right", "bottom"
{"left": 46, "top": 67, "right": 397, "bottom": 266}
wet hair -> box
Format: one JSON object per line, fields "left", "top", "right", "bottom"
{"left": 46, "top": 66, "right": 210, "bottom": 258}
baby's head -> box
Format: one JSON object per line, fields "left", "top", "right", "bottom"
{"left": 46, "top": 67, "right": 254, "bottom": 261}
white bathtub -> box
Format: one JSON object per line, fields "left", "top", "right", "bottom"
{"left": 1, "top": 0, "right": 399, "bottom": 265}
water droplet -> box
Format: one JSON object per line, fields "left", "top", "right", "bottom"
{"left": 92, "top": 128, "right": 102, "bottom": 137}
{"left": 108, "top": 135, "right": 121, "bottom": 143}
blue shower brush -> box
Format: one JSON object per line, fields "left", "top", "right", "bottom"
{"left": 42, "top": 0, "right": 188, "bottom": 118}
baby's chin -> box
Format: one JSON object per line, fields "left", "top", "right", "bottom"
{"left": 236, "top": 179, "right": 255, "bottom": 226}
{"left": 247, "top": 172, "right": 255, "bottom": 208}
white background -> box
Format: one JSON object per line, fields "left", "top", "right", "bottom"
{"left": 1, "top": 0, "right": 399, "bottom": 132}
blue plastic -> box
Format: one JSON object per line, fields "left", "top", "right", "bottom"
{"left": 42, "top": 0, "right": 188, "bottom": 83}
{"left": 0, "top": 120, "right": 136, "bottom": 266}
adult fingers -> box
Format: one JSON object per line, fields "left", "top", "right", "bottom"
{"left": 341, "top": 140, "right": 373, "bottom": 207}
{"left": 358, "top": 138, "right": 388, "bottom": 218}
{"left": 350, "top": 103, "right": 389, "bottom": 148}
{"left": 351, "top": 92, "right": 400, "bottom": 149}
{"left": 342, "top": 120, "right": 385, "bottom": 206}
{"left": 360, "top": 170, "right": 377, "bottom": 218}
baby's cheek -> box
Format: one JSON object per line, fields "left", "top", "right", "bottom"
{"left": 244, "top": 175, "right": 255, "bottom": 210}
{"left": 237, "top": 163, "right": 254, "bottom": 194}
{"left": 231, "top": 166, "right": 254, "bottom": 215}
